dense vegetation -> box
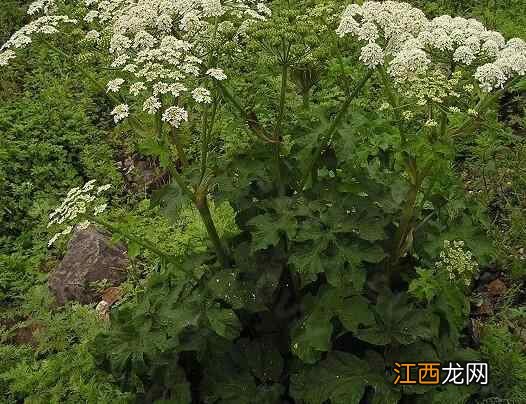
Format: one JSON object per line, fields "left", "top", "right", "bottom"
{"left": 0, "top": 0, "right": 525, "bottom": 403}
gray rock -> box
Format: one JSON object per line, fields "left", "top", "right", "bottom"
{"left": 49, "top": 226, "right": 128, "bottom": 305}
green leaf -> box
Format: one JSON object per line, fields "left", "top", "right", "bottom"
{"left": 127, "top": 241, "right": 140, "bottom": 258}
{"left": 138, "top": 135, "right": 172, "bottom": 168}
{"left": 290, "top": 351, "right": 400, "bottom": 404}
{"left": 201, "top": 339, "right": 284, "bottom": 404}
{"left": 338, "top": 295, "right": 375, "bottom": 332}
{"left": 150, "top": 184, "right": 190, "bottom": 222}
{"left": 355, "top": 292, "right": 439, "bottom": 346}
{"left": 207, "top": 307, "right": 242, "bottom": 340}
{"left": 248, "top": 212, "right": 297, "bottom": 251}
{"left": 355, "top": 218, "right": 386, "bottom": 242}
{"left": 288, "top": 244, "right": 325, "bottom": 279}
{"left": 238, "top": 338, "right": 284, "bottom": 383}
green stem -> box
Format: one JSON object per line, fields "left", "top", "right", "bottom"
{"left": 439, "top": 110, "right": 448, "bottom": 138}
{"left": 391, "top": 181, "right": 419, "bottom": 264}
{"left": 215, "top": 81, "right": 278, "bottom": 144}
{"left": 390, "top": 155, "right": 425, "bottom": 269}
{"left": 273, "top": 63, "right": 289, "bottom": 196}
{"left": 449, "top": 78, "right": 520, "bottom": 137}
{"left": 200, "top": 99, "right": 218, "bottom": 185}
{"left": 194, "top": 189, "right": 230, "bottom": 268}
{"left": 171, "top": 126, "right": 189, "bottom": 167}
{"left": 377, "top": 66, "right": 399, "bottom": 110}
{"left": 302, "top": 91, "right": 310, "bottom": 109}
{"left": 300, "top": 69, "right": 373, "bottom": 189}
{"left": 90, "top": 216, "right": 174, "bottom": 261}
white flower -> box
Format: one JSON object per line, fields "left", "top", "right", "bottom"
{"left": 162, "top": 106, "right": 188, "bottom": 127}
{"left": 11, "top": 34, "right": 32, "bottom": 48}
{"left": 93, "top": 203, "right": 107, "bottom": 215}
{"left": 143, "top": 96, "right": 162, "bottom": 114}
{"left": 96, "top": 184, "right": 112, "bottom": 194}
{"left": 111, "top": 54, "right": 129, "bottom": 68}
{"left": 85, "top": 30, "right": 100, "bottom": 42}
{"left": 379, "top": 102, "right": 391, "bottom": 111}
{"left": 475, "top": 63, "right": 507, "bottom": 92}
{"left": 436, "top": 240, "right": 478, "bottom": 286}
{"left": 28, "top": 0, "right": 55, "bottom": 15}
{"left": 402, "top": 110, "right": 414, "bottom": 120}
{"left": 256, "top": 3, "right": 272, "bottom": 17}
{"left": 182, "top": 62, "right": 200, "bottom": 76}
{"left": 206, "top": 68, "right": 227, "bottom": 80}
{"left": 0, "top": 50, "right": 16, "bottom": 66}
{"left": 337, "top": 1, "right": 524, "bottom": 92}
{"left": 191, "top": 87, "right": 212, "bottom": 103}
{"left": 448, "top": 106, "right": 461, "bottom": 113}
{"left": 133, "top": 30, "right": 157, "bottom": 49}
{"left": 506, "top": 38, "right": 526, "bottom": 53}
{"left": 336, "top": 13, "right": 359, "bottom": 38}
{"left": 129, "top": 81, "right": 146, "bottom": 96}
{"left": 77, "top": 220, "right": 91, "bottom": 230}
{"left": 202, "top": 0, "right": 224, "bottom": 17}
{"left": 453, "top": 45, "right": 476, "bottom": 65}
{"left": 388, "top": 48, "right": 430, "bottom": 82}
{"left": 359, "top": 42, "right": 384, "bottom": 68}
{"left": 481, "top": 39, "right": 500, "bottom": 57}
{"left": 84, "top": 10, "right": 99, "bottom": 23}
{"left": 424, "top": 119, "right": 438, "bottom": 127}
{"left": 2, "top": 15, "right": 77, "bottom": 52}
{"left": 496, "top": 48, "right": 526, "bottom": 76}
{"left": 357, "top": 22, "right": 379, "bottom": 43}
{"left": 109, "top": 33, "right": 131, "bottom": 54}
{"left": 123, "top": 64, "right": 137, "bottom": 73}
{"left": 107, "top": 78, "right": 124, "bottom": 93}
{"left": 83, "top": 179, "right": 97, "bottom": 192}
{"left": 48, "top": 232, "right": 61, "bottom": 247}
{"left": 111, "top": 104, "right": 129, "bottom": 123}
{"left": 467, "top": 108, "right": 478, "bottom": 116}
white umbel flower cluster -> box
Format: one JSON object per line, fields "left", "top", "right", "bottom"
{"left": 48, "top": 180, "right": 112, "bottom": 247}
{"left": 337, "top": 1, "right": 526, "bottom": 92}
{"left": 0, "top": 15, "right": 77, "bottom": 58}
{"left": 206, "top": 68, "right": 228, "bottom": 81}
{"left": 27, "top": 0, "right": 56, "bottom": 16}
{"left": 162, "top": 106, "right": 188, "bottom": 128}
{"left": 111, "top": 104, "right": 129, "bottom": 123}
{"left": 191, "top": 87, "right": 213, "bottom": 103}
{"left": 82, "top": 0, "right": 270, "bottom": 127}
{"left": 435, "top": 240, "right": 478, "bottom": 286}
{"left": 1, "top": 0, "right": 270, "bottom": 128}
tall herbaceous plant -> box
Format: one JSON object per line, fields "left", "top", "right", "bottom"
{"left": 1, "top": 0, "right": 525, "bottom": 402}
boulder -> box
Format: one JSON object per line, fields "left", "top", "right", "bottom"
{"left": 49, "top": 226, "right": 128, "bottom": 305}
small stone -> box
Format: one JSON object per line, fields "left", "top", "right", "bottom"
{"left": 102, "top": 286, "right": 123, "bottom": 306}
{"left": 487, "top": 279, "right": 507, "bottom": 298}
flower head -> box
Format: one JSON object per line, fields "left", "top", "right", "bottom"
{"left": 111, "top": 104, "right": 129, "bottom": 123}
{"left": 162, "top": 106, "right": 188, "bottom": 127}
{"left": 48, "top": 180, "right": 112, "bottom": 247}
{"left": 436, "top": 240, "right": 478, "bottom": 286}
{"left": 206, "top": 68, "right": 227, "bottom": 80}
{"left": 191, "top": 87, "right": 212, "bottom": 103}
{"left": 107, "top": 78, "right": 125, "bottom": 93}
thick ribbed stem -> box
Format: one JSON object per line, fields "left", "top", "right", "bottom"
{"left": 194, "top": 190, "right": 230, "bottom": 268}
